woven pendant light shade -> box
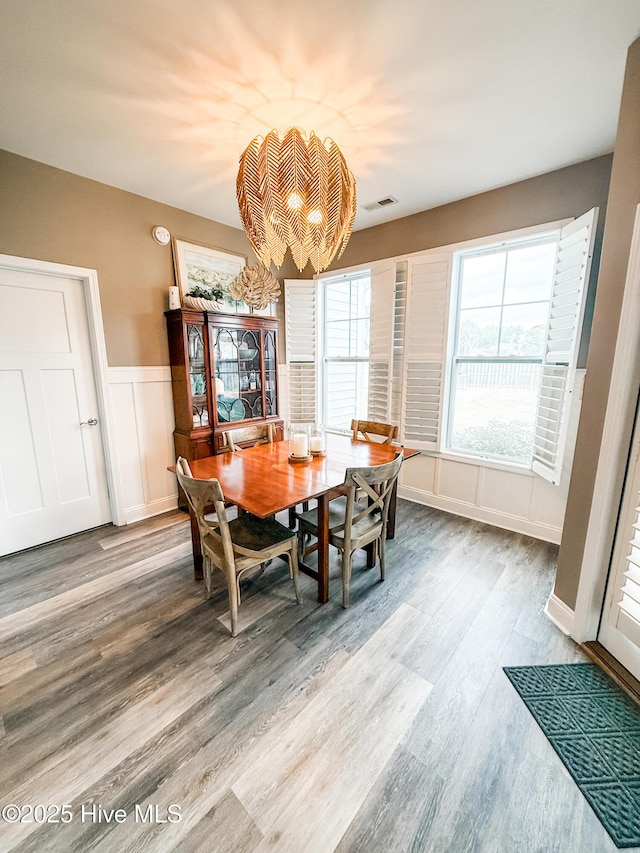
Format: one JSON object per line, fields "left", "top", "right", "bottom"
{"left": 236, "top": 127, "right": 356, "bottom": 273}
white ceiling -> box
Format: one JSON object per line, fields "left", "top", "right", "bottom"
{"left": 2, "top": 0, "right": 640, "bottom": 233}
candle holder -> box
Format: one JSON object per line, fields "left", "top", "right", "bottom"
{"left": 288, "top": 452, "right": 312, "bottom": 463}
{"left": 309, "top": 424, "right": 326, "bottom": 456}
{"left": 288, "top": 424, "right": 311, "bottom": 462}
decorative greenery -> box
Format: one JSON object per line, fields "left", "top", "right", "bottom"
{"left": 185, "top": 283, "right": 225, "bottom": 302}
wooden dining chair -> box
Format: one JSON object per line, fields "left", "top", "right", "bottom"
{"left": 350, "top": 420, "right": 399, "bottom": 509}
{"left": 351, "top": 419, "right": 398, "bottom": 444}
{"left": 176, "top": 457, "right": 301, "bottom": 637}
{"left": 296, "top": 452, "right": 403, "bottom": 607}
{"left": 222, "top": 422, "right": 276, "bottom": 452}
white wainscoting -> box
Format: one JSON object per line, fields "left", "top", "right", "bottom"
{"left": 109, "top": 367, "right": 178, "bottom": 524}
{"left": 398, "top": 458, "right": 567, "bottom": 543}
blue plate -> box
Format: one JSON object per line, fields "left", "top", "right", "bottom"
{"left": 217, "top": 397, "right": 246, "bottom": 423}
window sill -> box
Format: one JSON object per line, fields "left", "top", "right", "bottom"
{"left": 326, "top": 429, "right": 533, "bottom": 476}
{"left": 422, "top": 448, "right": 534, "bottom": 476}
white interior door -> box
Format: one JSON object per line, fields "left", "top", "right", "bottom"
{"left": 0, "top": 266, "right": 112, "bottom": 555}
{"left": 598, "top": 396, "right": 640, "bottom": 678}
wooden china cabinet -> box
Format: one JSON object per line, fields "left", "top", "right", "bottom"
{"left": 165, "top": 309, "right": 284, "bottom": 465}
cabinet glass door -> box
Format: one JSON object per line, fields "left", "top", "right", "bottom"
{"left": 187, "top": 324, "right": 209, "bottom": 428}
{"left": 212, "top": 327, "right": 263, "bottom": 423}
{"left": 264, "top": 329, "right": 278, "bottom": 416}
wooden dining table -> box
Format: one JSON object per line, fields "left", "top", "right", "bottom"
{"left": 178, "top": 433, "right": 420, "bottom": 603}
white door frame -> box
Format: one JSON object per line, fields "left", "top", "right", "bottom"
{"left": 572, "top": 205, "right": 640, "bottom": 642}
{"left": 0, "top": 253, "right": 126, "bottom": 528}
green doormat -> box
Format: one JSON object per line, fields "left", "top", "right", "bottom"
{"left": 504, "top": 663, "right": 640, "bottom": 849}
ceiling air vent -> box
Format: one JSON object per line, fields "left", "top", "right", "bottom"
{"left": 362, "top": 195, "right": 399, "bottom": 212}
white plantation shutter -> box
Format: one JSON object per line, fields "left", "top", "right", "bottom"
{"left": 401, "top": 252, "right": 452, "bottom": 448}
{"left": 367, "top": 260, "right": 396, "bottom": 422}
{"left": 284, "top": 279, "right": 317, "bottom": 424}
{"left": 619, "top": 501, "right": 640, "bottom": 630}
{"left": 390, "top": 261, "right": 408, "bottom": 426}
{"left": 532, "top": 208, "right": 598, "bottom": 483}
{"left": 601, "top": 404, "right": 640, "bottom": 670}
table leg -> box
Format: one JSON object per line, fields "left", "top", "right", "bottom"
{"left": 297, "top": 493, "right": 331, "bottom": 604}
{"left": 387, "top": 479, "right": 398, "bottom": 540}
{"left": 189, "top": 507, "right": 204, "bottom": 581}
{"left": 366, "top": 542, "right": 376, "bottom": 568}
{"left": 316, "top": 493, "right": 330, "bottom": 603}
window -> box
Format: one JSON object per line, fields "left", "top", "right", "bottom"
{"left": 321, "top": 273, "right": 371, "bottom": 431}
{"left": 284, "top": 207, "right": 597, "bottom": 484}
{"left": 283, "top": 262, "right": 394, "bottom": 433}
{"left": 446, "top": 235, "right": 558, "bottom": 464}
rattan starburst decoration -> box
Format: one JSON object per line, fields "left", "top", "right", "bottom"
{"left": 229, "top": 264, "right": 281, "bottom": 310}
{"left": 236, "top": 127, "right": 356, "bottom": 273}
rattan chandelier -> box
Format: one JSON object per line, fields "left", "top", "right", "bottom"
{"left": 236, "top": 127, "right": 356, "bottom": 273}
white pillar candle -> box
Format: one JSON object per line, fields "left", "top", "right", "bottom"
{"left": 292, "top": 432, "right": 309, "bottom": 457}
{"left": 309, "top": 435, "right": 324, "bottom": 453}
{"left": 168, "top": 285, "right": 180, "bottom": 310}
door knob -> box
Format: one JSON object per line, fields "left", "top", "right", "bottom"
{"left": 80, "top": 418, "right": 99, "bottom": 426}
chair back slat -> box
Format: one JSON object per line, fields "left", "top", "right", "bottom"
{"left": 176, "top": 457, "right": 193, "bottom": 477}
{"left": 351, "top": 419, "right": 398, "bottom": 445}
{"left": 222, "top": 423, "right": 277, "bottom": 453}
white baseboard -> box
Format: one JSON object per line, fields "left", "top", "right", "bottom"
{"left": 123, "top": 495, "right": 179, "bottom": 525}
{"left": 397, "top": 485, "right": 562, "bottom": 544}
{"left": 544, "top": 593, "right": 575, "bottom": 636}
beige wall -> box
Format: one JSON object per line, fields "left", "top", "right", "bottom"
{"left": 554, "top": 37, "right": 640, "bottom": 610}
{"left": 317, "top": 156, "right": 612, "bottom": 271}
{"left": 0, "top": 149, "right": 260, "bottom": 366}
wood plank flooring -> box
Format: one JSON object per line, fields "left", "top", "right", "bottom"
{"left": 0, "top": 501, "right": 620, "bottom": 851}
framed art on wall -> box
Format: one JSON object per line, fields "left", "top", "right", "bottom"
{"left": 172, "top": 237, "right": 248, "bottom": 314}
